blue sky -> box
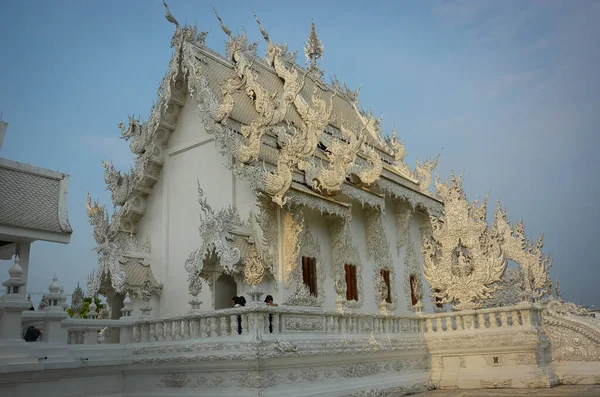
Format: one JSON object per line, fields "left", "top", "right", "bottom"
{"left": 0, "top": 0, "right": 598, "bottom": 308}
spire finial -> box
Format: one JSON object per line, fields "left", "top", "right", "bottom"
{"left": 304, "top": 20, "right": 324, "bottom": 74}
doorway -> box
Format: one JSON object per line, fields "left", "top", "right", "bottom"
{"left": 214, "top": 274, "right": 237, "bottom": 309}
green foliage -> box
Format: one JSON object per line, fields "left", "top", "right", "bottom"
{"left": 67, "top": 296, "right": 105, "bottom": 318}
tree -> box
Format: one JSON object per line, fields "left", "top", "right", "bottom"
{"left": 67, "top": 296, "right": 105, "bottom": 318}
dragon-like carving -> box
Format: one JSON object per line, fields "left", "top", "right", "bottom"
{"left": 86, "top": 192, "right": 110, "bottom": 246}
{"left": 350, "top": 143, "right": 383, "bottom": 186}
{"left": 388, "top": 127, "right": 413, "bottom": 178}
{"left": 414, "top": 149, "right": 442, "bottom": 193}
{"left": 307, "top": 122, "right": 365, "bottom": 195}
{"left": 118, "top": 115, "right": 151, "bottom": 156}
{"left": 85, "top": 193, "right": 127, "bottom": 294}
{"left": 264, "top": 89, "right": 336, "bottom": 206}
{"left": 422, "top": 172, "right": 506, "bottom": 310}
{"left": 184, "top": 181, "right": 242, "bottom": 289}
{"left": 102, "top": 161, "right": 135, "bottom": 207}
{"left": 492, "top": 201, "right": 552, "bottom": 302}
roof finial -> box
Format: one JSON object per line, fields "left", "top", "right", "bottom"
{"left": 212, "top": 6, "right": 231, "bottom": 37}
{"left": 162, "top": 0, "right": 179, "bottom": 28}
{"left": 304, "top": 20, "right": 324, "bottom": 76}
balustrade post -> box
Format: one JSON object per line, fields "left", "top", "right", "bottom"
{"left": 272, "top": 313, "right": 280, "bottom": 334}
{"left": 521, "top": 308, "right": 531, "bottom": 327}
{"left": 489, "top": 312, "right": 499, "bottom": 328}
{"left": 477, "top": 313, "right": 485, "bottom": 329}
{"left": 230, "top": 315, "right": 239, "bottom": 336}
{"left": 426, "top": 318, "right": 433, "bottom": 333}
{"left": 500, "top": 311, "right": 508, "bottom": 328}
{"left": 436, "top": 317, "right": 443, "bottom": 332}
{"left": 220, "top": 316, "right": 228, "bottom": 337}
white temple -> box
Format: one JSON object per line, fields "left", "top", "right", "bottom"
{"left": 0, "top": 3, "right": 599, "bottom": 396}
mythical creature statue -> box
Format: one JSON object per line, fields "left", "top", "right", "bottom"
{"left": 349, "top": 143, "right": 383, "bottom": 187}
{"left": 492, "top": 201, "right": 552, "bottom": 303}
{"left": 422, "top": 172, "right": 506, "bottom": 310}
{"left": 307, "top": 122, "right": 365, "bottom": 195}
{"left": 102, "top": 161, "right": 134, "bottom": 207}
{"left": 388, "top": 128, "right": 413, "bottom": 178}
{"left": 184, "top": 181, "right": 242, "bottom": 290}
{"left": 86, "top": 192, "right": 110, "bottom": 246}
{"left": 118, "top": 115, "right": 151, "bottom": 156}
{"left": 264, "top": 88, "right": 336, "bottom": 206}
{"left": 414, "top": 149, "right": 443, "bottom": 193}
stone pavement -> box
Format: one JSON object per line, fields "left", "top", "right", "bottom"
{"left": 416, "top": 385, "right": 600, "bottom": 396}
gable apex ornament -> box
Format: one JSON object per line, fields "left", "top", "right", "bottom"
{"left": 304, "top": 20, "right": 324, "bottom": 78}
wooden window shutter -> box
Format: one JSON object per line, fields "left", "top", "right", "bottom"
{"left": 409, "top": 274, "right": 418, "bottom": 306}
{"left": 345, "top": 264, "right": 351, "bottom": 301}
{"left": 351, "top": 265, "right": 358, "bottom": 301}
{"left": 380, "top": 269, "right": 392, "bottom": 304}
{"left": 302, "top": 256, "right": 310, "bottom": 287}
{"left": 310, "top": 258, "right": 317, "bottom": 296}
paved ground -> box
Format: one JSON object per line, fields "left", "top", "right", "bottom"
{"left": 417, "top": 385, "right": 600, "bottom": 396}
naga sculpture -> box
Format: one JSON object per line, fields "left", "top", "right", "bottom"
{"left": 119, "top": 115, "right": 151, "bottom": 156}
{"left": 388, "top": 127, "right": 413, "bottom": 178}
{"left": 307, "top": 122, "right": 365, "bottom": 195}
{"left": 102, "top": 161, "right": 134, "bottom": 207}
{"left": 184, "top": 181, "right": 242, "bottom": 293}
{"left": 264, "top": 88, "right": 336, "bottom": 206}
{"left": 492, "top": 201, "right": 552, "bottom": 302}
{"left": 422, "top": 172, "right": 506, "bottom": 310}
{"left": 349, "top": 143, "right": 383, "bottom": 187}
{"left": 414, "top": 149, "right": 443, "bottom": 193}
{"left": 86, "top": 192, "right": 127, "bottom": 294}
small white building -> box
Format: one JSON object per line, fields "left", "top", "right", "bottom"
{"left": 0, "top": 121, "right": 72, "bottom": 293}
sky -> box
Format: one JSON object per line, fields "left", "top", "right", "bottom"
{"left": 0, "top": 0, "right": 598, "bottom": 308}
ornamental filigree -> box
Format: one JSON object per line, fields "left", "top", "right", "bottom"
{"left": 285, "top": 222, "right": 326, "bottom": 307}
{"left": 492, "top": 201, "right": 552, "bottom": 302}
{"left": 184, "top": 182, "right": 242, "bottom": 283}
{"left": 328, "top": 217, "right": 363, "bottom": 308}
{"left": 283, "top": 209, "right": 303, "bottom": 286}
{"left": 422, "top": 172, "right": 506, "bottom": 310}
{"left": 414, "top": 148, "right": 442, "bottom": 193}
{"left": 403, "top": 234, "right": 424, "bottom": 312}
{"left": 243, "top": 247, "right": 265, "bottom": 287}
{"left": 364, "top": 207, "right": 398, "bottom": 310}
{"left": 395, "top": 201, "right": 412, "bottom": 252}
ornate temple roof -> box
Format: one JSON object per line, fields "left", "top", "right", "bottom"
{"left": 0, "top": 158, "right": 72, "bottom": 244}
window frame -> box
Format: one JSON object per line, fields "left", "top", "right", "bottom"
{"left": 301, "top": 256, "right": 318, "bottom": 297}
{"left": 380, "top": 269, "right": 392, "bottom": 304}
{"left": 344, "top": 264, "right": 359, "bottom": 301}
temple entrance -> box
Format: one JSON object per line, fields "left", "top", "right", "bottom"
{"left": 214, "top": 274, "right": 237, "bottom": 309}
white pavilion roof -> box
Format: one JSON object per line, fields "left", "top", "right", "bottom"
{"left": 0, "top": 158, "right": 72, "bottom": 245}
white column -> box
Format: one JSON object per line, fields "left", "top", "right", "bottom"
{"left": 0, "top": 256, "right": 39, "bottom": 368}
{"left": 15, "top": 242, "right": 31, "bottom": 296}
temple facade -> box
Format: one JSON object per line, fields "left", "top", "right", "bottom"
{"left": 1, "top": 3, "right": 599, "bottom": 397}
{"left": 86, "top": 4, "right": 446, "bottom": 320}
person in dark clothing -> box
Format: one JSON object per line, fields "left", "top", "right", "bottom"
{"left": 238, "top": 296, "right": 246, "bottom": 307}
{"left": 265, "top": 295, "right": 277, "bottom": 333}
{"left": 24, "top": 326, "right": 41, "bottom": 342}
{"left": 28, "top": 305, "right": 35, "bottom": 311}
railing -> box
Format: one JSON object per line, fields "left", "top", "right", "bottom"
{"left": 61, "top": 318, "right": 132, "bottom": 345}
{"left": 131, "top": 305, "right": 423, "bottom": 343}
{"left": 421, "top": 303, "right": 543, "bottom": 334}
{"left": 21, "top": 303, "right": 543, "bottom": 346}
